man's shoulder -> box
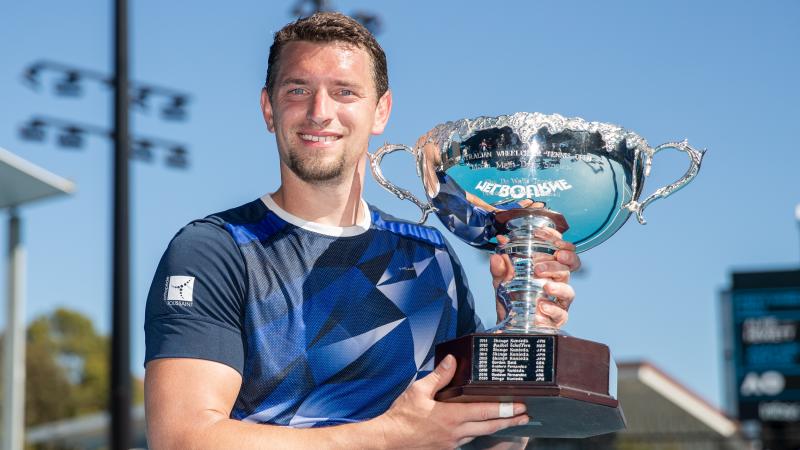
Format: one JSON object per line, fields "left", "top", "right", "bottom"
{"left": 204, "top": 198, "right": 269, "bottom": 227}
{"left": 171, "top": 198, "right": 273, "bottom": 247}
{"left": 368, "top": 204, "right": 448, "bottom": 249}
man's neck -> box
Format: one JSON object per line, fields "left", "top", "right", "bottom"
{"left": 270, "top": 159, "right": 367, "bottom": 228}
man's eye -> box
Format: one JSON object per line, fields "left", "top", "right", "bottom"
{"left": 288, "top": 88, "right": 306, "bottom": 95}
{"left": 339, "top": 89, "right": 353, "bottom": 96}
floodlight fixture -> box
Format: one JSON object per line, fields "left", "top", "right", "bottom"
{"left": 19, "top": 115, "right": 190, "bottom": 169}
{"left": 22, "top": 64, "right": 42, "bottom": 89}
{"left": 161, "top": 95, "right": 188, "bottom": 121}
{"left": 18, "top": 119, "right": 46, "bottom": 142}
{"left": 352, "top": 11, "right": 382, "bottom": 34}
{"left": 165, "top": 146, "right": 189, "bottom": 169}
{"left": 21, "top": 60, "right": 192, "bottom": 121}
{"left": 57, "top": 126, "right": 84, "bottom": 149}
{"left": 293, "top": 0, "right": 330, "bottom": 17}
{"left": 289, "top": 1, "right": 381, "bottom": 35}
{"left": 131, "top": 87, "right": 151, "bottom": 110}
{"left": 54, "top": 71, "right": 83, "bottom": 97}
{"left": 131, "top": 139, "right": 154, "bottom": 162}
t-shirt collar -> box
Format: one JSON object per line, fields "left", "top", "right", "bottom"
{"left": 260, "top": 194, "right": 371, "bottom": 237}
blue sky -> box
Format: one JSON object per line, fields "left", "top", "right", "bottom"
{"left": 1, "top": 0, "right": 799, "bottom": 411}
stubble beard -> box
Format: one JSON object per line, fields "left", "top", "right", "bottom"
{"left": 287, "top": 150, "right": 348, "bottom": 184}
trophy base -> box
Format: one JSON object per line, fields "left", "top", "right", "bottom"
{"left": 434, "top": 333, "right": 626, "bottom": 438}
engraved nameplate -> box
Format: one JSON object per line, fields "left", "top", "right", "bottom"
{"left": 471, "top": 335, "right": 555, "bottom": 383}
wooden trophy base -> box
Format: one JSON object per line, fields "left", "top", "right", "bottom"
{"left": 434, "top": 333, "right": 626, "bottom": 438}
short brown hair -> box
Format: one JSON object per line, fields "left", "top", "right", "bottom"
{"left": 265, "top": 12, "right": 389, "bottom": 99}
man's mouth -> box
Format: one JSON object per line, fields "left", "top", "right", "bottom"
{"left": 299, "top": 133, "right": 341, "bottom": 143}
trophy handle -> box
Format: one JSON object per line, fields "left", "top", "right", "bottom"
{"left": 368, "top": 143, "right": 437, "bottom": 224}
{"left": 623, "top": 140, "right": 706, "bottom": 224}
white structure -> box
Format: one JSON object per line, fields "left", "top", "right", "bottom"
{"left": 0, "top": 147, "right": 75, "bottom": 450}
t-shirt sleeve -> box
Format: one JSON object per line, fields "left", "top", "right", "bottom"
{"left": 144, "top": 219, "right": 247, "bottom": 375}
{"left": 444, "top": 238, "right": 485, "bottom": 336}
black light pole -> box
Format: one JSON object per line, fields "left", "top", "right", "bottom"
{"left": 19, "top": 7, "right": 190, "bottom": 449}
{"left": 111, "top": 0, "right": 131, "bottom": 447}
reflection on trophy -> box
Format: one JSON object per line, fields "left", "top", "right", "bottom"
{"left": 370, "top": 112, "right": 705, "bottom": 438}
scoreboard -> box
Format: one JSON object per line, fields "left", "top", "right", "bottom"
{"left": 728, "top": 269, "right": 800, "bottom": 422}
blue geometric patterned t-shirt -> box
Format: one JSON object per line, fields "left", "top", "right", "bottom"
{"left": 144, "top": 196, "right": 483, "bottom": 427}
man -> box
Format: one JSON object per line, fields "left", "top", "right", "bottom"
{"left": 144, "top": 12, "right": 580, "bottom": 449}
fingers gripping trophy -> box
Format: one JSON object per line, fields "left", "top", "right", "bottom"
{"left": 369, "top": 112, "right": 705, "bottom": 438}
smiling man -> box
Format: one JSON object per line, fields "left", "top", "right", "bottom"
{"left": 144, "top": 12, "right": 580, "bottom": 450}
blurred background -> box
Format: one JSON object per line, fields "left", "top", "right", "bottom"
{"left": 1, "top": 0, "right": 799, "bottom": 448}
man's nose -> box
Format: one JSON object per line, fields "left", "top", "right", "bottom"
{"left": 307, "top": 90, "right": 334, "bottom": 127}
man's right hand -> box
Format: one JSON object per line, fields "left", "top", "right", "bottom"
{"left": 375, "top": 354, "right": 529, "bottom": 449}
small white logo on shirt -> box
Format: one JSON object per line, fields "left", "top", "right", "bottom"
{"left": 165, "top": 276, "right": 194, "bottom": 306}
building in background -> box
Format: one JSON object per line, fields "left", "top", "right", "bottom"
{"left": 534, "top": 361, "right": 748, "bottom": 450}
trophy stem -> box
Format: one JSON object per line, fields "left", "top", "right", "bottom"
{"left": 497, "top": 214, "right": 560, "bottom": 334}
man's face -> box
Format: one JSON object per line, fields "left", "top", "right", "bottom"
{"left": 261, "top": 41, "right": 391, "bottom": 184}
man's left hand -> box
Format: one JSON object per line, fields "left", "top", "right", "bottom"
{"left": 489, "top": 226, "right": 580, "bottom": 329}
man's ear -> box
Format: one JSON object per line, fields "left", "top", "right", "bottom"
{"left": 260, "top": 88, "right": 275, "bottom": 133}
{"left": 371, "top": 89, "right": 393, "bottom": 135}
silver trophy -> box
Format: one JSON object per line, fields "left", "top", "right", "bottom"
{"left": 370, "top": 112, "right": 704, "bottom": 438}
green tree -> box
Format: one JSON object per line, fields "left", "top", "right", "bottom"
{"left": 1, "top": 307, "right": 144, "bottom": 429}
{"left": 24, "top": 317, "right": 77, "bottom": 426}
{"left": 35, "top": 308, "right": 111, "bottom": 416}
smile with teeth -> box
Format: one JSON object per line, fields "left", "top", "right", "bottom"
{"left": 300, "top": 134, "right": 341, "bottom": 143}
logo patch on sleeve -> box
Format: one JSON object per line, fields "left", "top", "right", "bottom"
{"left": 164, "top": 276, "right": 195, "bottom": 306}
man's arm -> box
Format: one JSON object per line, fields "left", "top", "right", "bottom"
{"left": 145, "top": 355, "right": 529, "bottom": 450}
{"left": 145, "top": 358, "right": 388, "bottom": 449}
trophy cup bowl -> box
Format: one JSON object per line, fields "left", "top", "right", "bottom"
{"left": 369, "top": 112, "right": 704, "bottom": 438}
